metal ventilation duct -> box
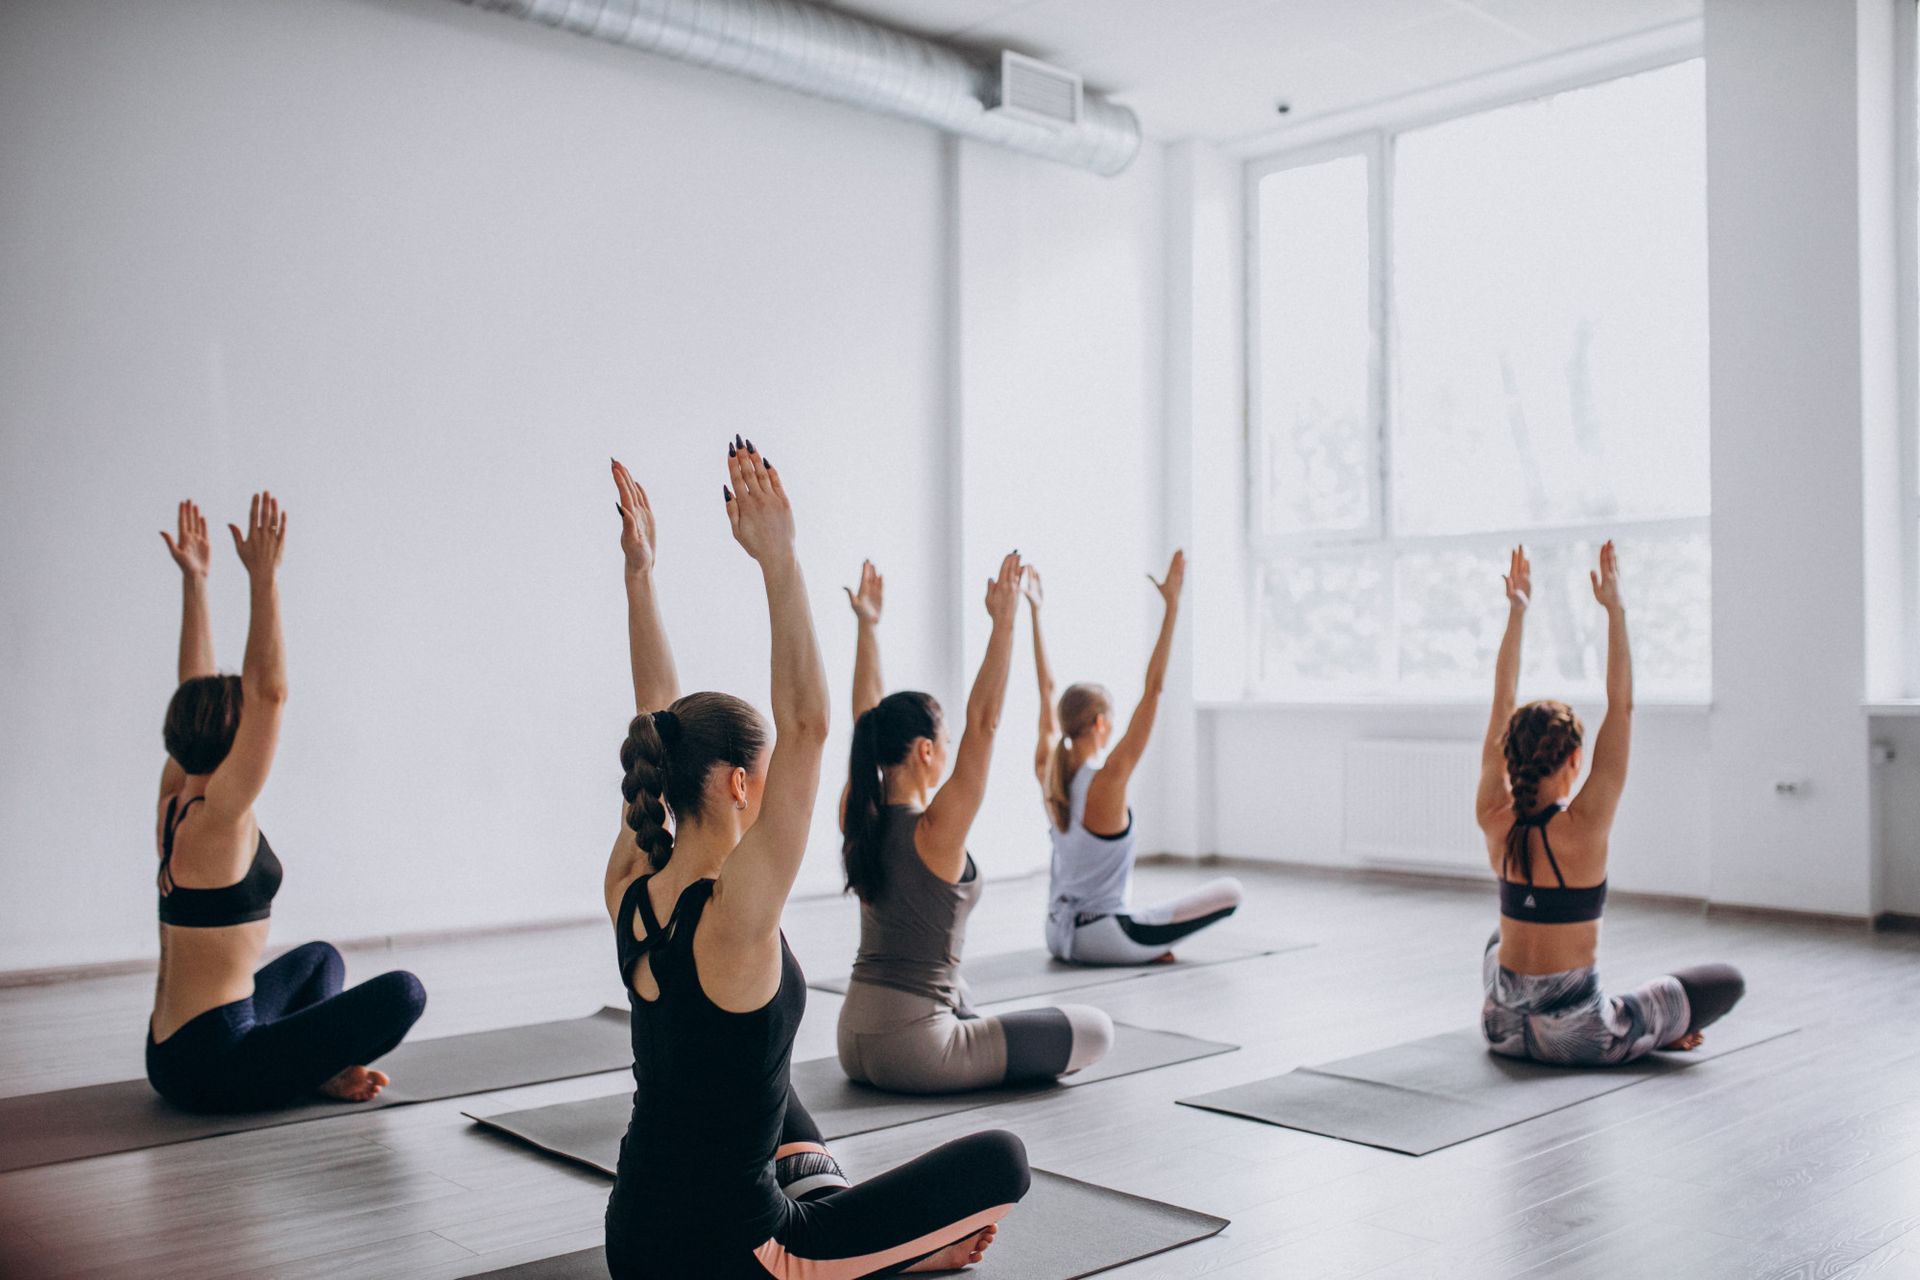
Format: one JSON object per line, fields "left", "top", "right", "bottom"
{"left": 456, "top": 0, "right": 1142, "bottom": 176}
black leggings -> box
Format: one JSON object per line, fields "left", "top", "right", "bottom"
{"left": 146, "top": 941, "right": 426, "bottom": 1112}
{"left": 607, "top": 1094, "right": 1031, "bottom": 1279}
{"left": 1673, "top": 963, "right": 1745, "bottom": 1036}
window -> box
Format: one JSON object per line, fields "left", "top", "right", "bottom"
{"left": 1250, "top": 60, "right": 1710, "bottom": 699}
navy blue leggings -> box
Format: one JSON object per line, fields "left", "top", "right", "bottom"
{"left": 146, "top": 941, "right": 426, "bottom": 1112}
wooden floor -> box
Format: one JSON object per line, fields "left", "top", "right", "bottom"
{"left": 4, "top": 863, "right": 1919, "bottom": 1279}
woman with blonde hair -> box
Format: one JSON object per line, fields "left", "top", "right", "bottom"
{"left": 1028, "top": 552, "right": 1243, "bottom": 965}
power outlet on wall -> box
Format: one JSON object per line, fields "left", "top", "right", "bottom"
{"left": 1772, "top": 777, "right": 1808, "bottom": 796}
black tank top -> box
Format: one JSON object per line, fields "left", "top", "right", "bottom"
{"left": 608, "top": 874, "right": 805, "bottom": 1252}
{"left": 158, "top": 796, "right": 283, "bottom": 928}
{"left": 1498, "top": 805, "right": 1607, "bottom": 924}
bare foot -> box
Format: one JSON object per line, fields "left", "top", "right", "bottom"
{"left": 903, "top": 1224, "right": 997, "bottom": 1273}
{"left": 1661, "top": 1031, "right": 1704, "bottom": 1052}
{"left": 318, "top": 1066, "right": 390, "bottom": 1102}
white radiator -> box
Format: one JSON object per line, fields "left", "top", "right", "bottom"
{"left": 1342, "top": 739, "right": 1487, "bottom": 877}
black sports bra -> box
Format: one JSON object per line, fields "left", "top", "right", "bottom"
{"left": 158, "top": 795, "right": 283, "bottom": 928}
{"left": 1498, "top": 804, "right": 1607, "bottom": 925}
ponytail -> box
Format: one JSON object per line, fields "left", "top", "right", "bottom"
{"left": 841, "top": 692, "right": 943, "bottom": 901}
{"left": 1500, "top": 699, "right": 1584, "bottom": 880}
{"left": 618, "top": 692, "right": 768, "bottom": 872}
{"left": 1048, "top": 683, "right": 1112, "bottom": 832}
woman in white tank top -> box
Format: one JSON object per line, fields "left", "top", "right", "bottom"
{"left": 1027, "top": 553, "right": 1244, "bottom": 965}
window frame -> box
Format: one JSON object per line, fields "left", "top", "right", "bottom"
{"left": 1243, "top": 50, "right": 1712, "bottom": 700}
{"left": 1899, "top": 0, "right": 1920, "bottom": 697}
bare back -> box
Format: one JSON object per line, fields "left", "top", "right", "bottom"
{"left": 1481, "top": 803, "right": 1608, "bottom": 976}
{"left": 151, "top": 793, "right": 269, "bottom": 1042}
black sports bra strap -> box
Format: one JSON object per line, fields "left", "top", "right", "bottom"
{"left": 1535, "top": 819, "right": 1570, "bottom": 889}
{"left": 631, "top": 874, "right": 665, "bottom": 940}
{"left": 158, "top": 795, "right": 205, "bottom": 894}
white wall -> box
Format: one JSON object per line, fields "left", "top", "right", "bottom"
{"left": 1702, "top": 0, "right": 1895, "bottom": 915}
{"left": 0, "top": 0, "right": 961, "bottom": 969}
{"left": 952, "top": 138, "right": 1168, "bottom": 883}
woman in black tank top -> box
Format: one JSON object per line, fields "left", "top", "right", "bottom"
{"left": 146, "top": 495, "right": 424, "bottom": 1112}
{"left": 603, "top": 450, "right": 1029, "bottom": 1278}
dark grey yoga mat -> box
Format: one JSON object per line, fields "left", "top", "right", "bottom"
{"left": 1178, "top": 1020, "right": 1800, "bottom": 1156}
{"left": 0, "top": 1006, "right": 631, "bottom": 1173}
{"left": 810, "top": 938, "right": 1309, "bottom": 1004}
{"left": 461, "top": 1169, "right": 1228, "bottom": 1279}
{"left": 467, "top": 1022, "right": 1237, "bottom": 1174}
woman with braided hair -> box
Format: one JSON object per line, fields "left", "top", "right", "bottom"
{"left": 833, "top": 557, "right": 1113, "bottom": 1094}
{"left": 602, "top": 449, "right": 1028, "bottom": 1279}
{"left": 1476, "top": 542, "right": 1744, "bottom": 1065}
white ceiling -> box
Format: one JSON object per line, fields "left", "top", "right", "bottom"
{"left": 825, "top": 0, "right": 1702, "bottom": 143}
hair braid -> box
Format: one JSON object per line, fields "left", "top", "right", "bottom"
{"left": 1500, "top": 699, "right": 1585, "bottom": 878}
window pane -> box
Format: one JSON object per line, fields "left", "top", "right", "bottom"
{"left": 1391, "top": 61, "right": 1709, "bottom": 537}
{"left": 1258, "top": 551, "right": 1389, "bottom": 687}
{"left": 1255, "top": 154, "right": 1373, "bottom": 537}
{"left": 1393, "top": 531, "right": 1710, "bottom": 696}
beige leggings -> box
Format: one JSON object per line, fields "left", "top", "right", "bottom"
{"left": 836, "top": 981, "right": 1113, "bottom": 1094}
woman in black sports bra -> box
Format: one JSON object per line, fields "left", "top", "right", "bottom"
{"left": 147, "top": 495, "right": 424, "bottom": 1112}
{"left": 603, "top": 450, "right": 1029, "bottom": 1278}
{"left": 1474, "top": 542, "right": 1743, "bottom": 1065}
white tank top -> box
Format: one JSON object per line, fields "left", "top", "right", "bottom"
{"left": 1046, "top": 765, "right": 1135, "bottom": 933}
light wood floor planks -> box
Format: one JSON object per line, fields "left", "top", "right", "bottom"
{"left": 2, "top": 863, "right": 1918, "bottom": 1278}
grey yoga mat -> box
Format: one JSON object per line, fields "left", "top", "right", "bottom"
{"left": 0, "top": 1006, "right": 632, "bottom": 1173}
{"left": 1178, "top": 1020, "right": 1800, "bottom": 1156}
{"left": 460, "top": 1169, "right": 1228, "bottom": 1279}
{"left": 809, "top": 938, "right": 1310, "bottom": 1004}
{"left": 467, "top": 1023, "right": 1237, "bottom": 1174}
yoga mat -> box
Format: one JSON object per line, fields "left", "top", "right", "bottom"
{"left": 461, "top": 1169, "right": 1228, "bottom": 1279}
{"left": 468, "top": 1023, "right": 1237, "bottom": 1174}
{"left": 1178, "top": 1020, "right": 1800, "bottom": 1156}
{"left": 0, "top": 1006, "right": 631, "bottom": 1173}
{"left": 810, "top": 938, "right": 1310, "bottom": 1004}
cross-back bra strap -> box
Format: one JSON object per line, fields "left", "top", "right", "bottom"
{"left": 158, "top": 795, "right": 204, "bottom": 894}
{"left": 1534, "top": 809, "right": 1570, "bottom": 889}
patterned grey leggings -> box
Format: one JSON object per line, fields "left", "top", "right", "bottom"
{"left": 1480, "top": 930, "right": 1745, "bottom": 1065}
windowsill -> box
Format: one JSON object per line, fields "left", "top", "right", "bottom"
{"left": 1195, "top": 695, "right": 1713, "bottom": 714}
{"left": 1866, "top": 700, "right": 1920, "bottom": 717}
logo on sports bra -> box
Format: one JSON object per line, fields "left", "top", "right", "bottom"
{"left": 1523, "top": 894, "right": 1536, "bottom": 909}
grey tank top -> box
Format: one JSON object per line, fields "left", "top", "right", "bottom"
{"left": 847, "top": 806, "right": 981, "bottom": 1010}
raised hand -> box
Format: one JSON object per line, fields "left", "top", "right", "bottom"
{"left": 161, "top": 500, "right": 212, "bottom": 579}
{"left": 1590, "top": 540, "right": 1625, "bottom": 613}
{"left": 724, "top": 436, "right": 795, "bottom": 565}
{"left": 612, "top": 458, "right": 658, "bottom": 577}
{"left": 844, "top": 559, "right": 884, "bottom": 625}
{"left": 1021, "top": 564, "right": 1044, "bottom": 612}
{"left": 1148, "top": 549, "right": 1186, "bottom": 608}
{"left": 1503, "top": 545, "right": 1532, "bottom": 610}
{"left": 227, "top": 491, "right": 287, "bottom": 579}
{"left": 985, "top": 550, "right": 1023, "bottom": 629}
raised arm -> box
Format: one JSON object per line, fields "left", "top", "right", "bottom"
{"left": 1084, "top": 550, "right": 1183, "bottom": 828}
{"left": 606, "top": 459, "right": 681, "bottom": 911}
{"left": 1476, "top": 546, "right": 1530, "bottom": 823}
{"left": 714, "top": 441, "right": 830, "bottom": 940}
{"left": 845, "top": 560, "right": 885, "bottom": 721}
{"left": 1025, "top": 566, "right": 1060, "bottom": 786}
{"left": 159, "top": 500, "right": 215, "bottom": 798}
{"left": 918, "top": 551, "right": 1023, "bottom": 878}
{"left": 614, "top": 459, "right": 679, "bottom": 716}
{"left": 1568, "top": 541, "right": 1632, "bottom": 827}
{"left": 201, "top": 493, "right": 288, "bottom": 824}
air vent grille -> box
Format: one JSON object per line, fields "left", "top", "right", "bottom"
{"left": 991, "top": 51, "right": 1083, "bottom": 129}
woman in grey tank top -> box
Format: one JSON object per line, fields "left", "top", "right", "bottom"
{"left": 835, "top": 555, "right": 1113, "bottom": 1094}
{"left": 1028, "top": 553, "right": 1244, "bottom": 965}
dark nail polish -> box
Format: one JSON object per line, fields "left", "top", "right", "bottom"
{"left": 615, "top": 503, "right": 624, "bottom": 517}
{"left": 734, "top": 433, "right": 744, "bottom": 449}
{"left": 746, "top": 438, "right": 756, "bottom": 454}
{"left": 728, "top": 443, "right": 737, "bottom": 457}
{"left": 723, "top": 485, "right": 734, "bottom": 501}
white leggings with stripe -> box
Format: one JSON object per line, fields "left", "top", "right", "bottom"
{"left": 1048, "top": 877, "right": 1244, "bottom": 966}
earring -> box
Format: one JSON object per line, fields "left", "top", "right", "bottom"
{"left": 735, "top": 799, "right": 747, "bottom": 811}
